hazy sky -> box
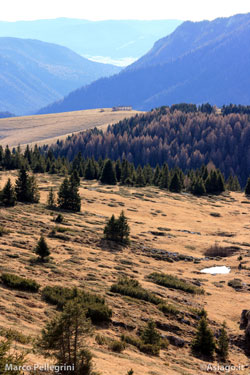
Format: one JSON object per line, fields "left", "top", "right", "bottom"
{"left": 1, "top": 0, "right": 250, "bottom": 22}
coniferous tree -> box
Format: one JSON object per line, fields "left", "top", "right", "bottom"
{"left": 15, "top": 167, "right": 40, "bottom": 203}
{"left": 47, "top": 188, "right": 56, "bottom": 208}
{"left": 143, "top": 164, "right": 153, "bottom": 185}
{"left": 191, "top": 317, "right": 215, "bottom": 357}
{"left": 245, "top": 177, "right": 250, "bottom": 196}
{"left": 70, "top": 169, "right": 80, "bottom": 187}
{"left": 85, "top": 159, "right": 96, "bottom": 180}
{"left": 104, "top": 211, "right": 130, "bottom": 244}
{"left": 58, "top": 177, "right": 81, "bottom": 212}
{"left": 0, "top": 178, "right": 16, "bottom": 206}
{"left": 135, "top": 165, "right": 146, "bottom": 187}
{"left": 35, "top": 236, "right": 50, "bottom": 261}
{"left": 141, "top": 320, "right": 160, "bottom": 346}
{"left": 153, "top": 164, "right": 161, "bottom": 186}
{"left": 217, "top": 322, "right": 229, "bottom": 362}
{"left": 100, "top": 159, "right": 117, "bottom": 185}
{"left": 169, "top": 170, "right": 182, "bottom": 193}
{"left": 159, "top": 164, "right": 170, "bottom": 189}
{"left": 191, "top": 177, "right": 206, "bottom": 196}
{"left": 115, "top": 159, "right": 122, "bottom": 182}
{"left": 38, "top": 300, "right": 94, "bottom": 375}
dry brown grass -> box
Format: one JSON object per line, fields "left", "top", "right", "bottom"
{"left": 0, "top": 108, "right": 142, "bottom": 147}
{"left": 0, "top": 171, "right": 250, "bottom": 374}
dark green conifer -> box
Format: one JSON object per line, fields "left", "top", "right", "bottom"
{"left": 245, "top": 177, "right": 250, "bottom": 196}
{"left": 0, "top": 178, "right": 16, "bottom": 206}
{"left": 15, "top": 167, "right": 40, "bottom": 203}
{"left": 191, "top": 177, "right": 206, "bottom": 196}
{"left": 191, "top": 317, "right": 215, "bottom": 357}
{"left": 47, "top": 187, "right": 56, "bottom": 208}
{"left": 35, "top": 236, "right": 50, "bottom": 261}
{"left": 100, "top": 159, "right": 117, "bottom": 185}
{"left": 159, "top": 163, "right": 170, "bottom": 189}
{"left": 135, "top": 165, "right": 146, "bottom": 187}
{"left": 104, "top": 211, "right": 130, "bottom": 245}
{"left": 169, "top": 170, "right": 182, "bottom": 193}
{"left": 217, "top": 322, "right": 229, "bottom": 361}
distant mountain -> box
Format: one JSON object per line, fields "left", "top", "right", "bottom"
{"left": 38, "top": 13, "right": 250, "bottom": 115}
{"left": 0, "top": 18, "right": 182, "bottom": 66}
{"left": 0, "top": 37, "right": 120, "bottom": 115}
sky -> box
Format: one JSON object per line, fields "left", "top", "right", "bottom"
{"left": 1, "top": 0, "right": 250, "bottom": 22}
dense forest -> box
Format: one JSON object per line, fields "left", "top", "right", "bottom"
{"left": 41, "top": 106, "right": 250, "bottom": 186}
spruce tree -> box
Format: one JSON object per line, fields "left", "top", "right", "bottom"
{"left": 35, "top": 236, "right": 50, "bottom": 261}
{"left": 58, "top": 177, "right": 81, "bottom": 212}
{"left": 159, "top": 164, "right": 170, "bottom": 189}
{"left": 47, "top": 187, "right": 56, "bottom": 208}
{"left": 85, "top": 159, "right": 96, "bottom": 180}
{"left": 104, "top": 211, "right": 130, "bottom": 245}
{"left": 191, "top": 177, "right": 206, "bottom": 196}
{"left": 169, "top": 170, "right": 182, "bottom": 193}
{"left": 115, "top": 160, "right": 122, "bottom": 182}
{"left": 1, "top": 178, "right": 16, "bottom": 206}
{"left": 153, "top": 164, "right": 161, "bottom": 186}
{"left": 141, "top": 320, "right": 160, "bottom": 346}
{"left": 70, "top": 169, "right": 80, "bottom": 187}
{"left": 135, "top": 165, "right": 146, "bottom": 187}
{"left": 143, "top": 164, "right": 153, "bottom": 185}
{"left": 191, "top": 317, "right": 215, "bottom": 357}
{"left": 245, "top": 177, "right": 250, "bottom": 196}
{"left": 217, "top": 322, "right": 229, "bottom": 361}
{"left": 15, "top": 167, "right": 40, "bottom": 203}
{"left": 100, "top": 159, "right": 117, "bottom": 185}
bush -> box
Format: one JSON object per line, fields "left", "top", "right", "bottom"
{"left": 0, "top": 339, "right": 25, "bottom": 374}
{"left": 0, "top": 226, "right": 10, "bottom": 237}
{"left": 148, "top": 272, "right": 204, "bottom": 294}
{"left": 1, "top": 273, "right": 40, "bottom": 292}
{"left": 109, "top": 340, "right": 126, "bottom": 353}
{"left": 110, "top": 277, "right": 162, "bottom": 305}
{"left": 42, "top": 286, "right": 112, "bottom": 324}
{"left": 158, "top": 303, "right": 179, "bottom": 315}
{"left": 139, "top": 343, "right": 160, "bottom": 356}
{"left": 204, "top": 244, "right": 239, "bottom": 257}
{"left": 55, "top": 214, "right": 64, "bottom": 223}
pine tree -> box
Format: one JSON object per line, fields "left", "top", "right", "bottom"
{"left": 152, "top": 164, "right": 161, "bottom": 186}
{"left": 115, "top": 160, "right": 122, "bottom": 182}
{"left": 58, "top": 177, "right": 81, "bottom": 212}
{"left": 191, "top": 177, "right": 206, "bottom": 196}
{"left": 104, "top": 211, "right": 130, "bottom": 245}
{"left": 169, "top": 170, "right": 182, "bottom": 193}
{"left": 245, "top": 177, "right": 250, "bottom": 196}
{"left": 135, "top": 165, "right": 146, "bottom": 187}
{"left": 117, "top": 211, "right": 130, "bottom": 245}
{"left": 47, "top": 187, "right": 56, "bottom": 208}
{"left": 217, "top": 322, "right": 229, "bottom": 362}
{"left": 141, "top": 320, "right": 160, "bottom": 346}
{"left": 0, "top": 178, "right": 16, "bottom": 206}
{"left": 191, "top": 317, "right": 215, "bottom": 357}
{"left": 38, "top": 300, "right": 94, "bottom": 375}
{"left": 35, "top": 236, "right": 50, "bottom": 261}
{"left": 143, "top": 164, "right": 153, "bottom": 185}
{"left": 15, "top": 167, "right": 40, "bottom": 203}
{"left": 100, "top": 159, "right": 117, "bottom": 185}
{"left": 70, "top": 169, "right": 80, "bottom": 187}
{"left": 159, "top": 164, "right": 170, "bottom": 189}
{"left": 85, "top": 159, "right": 96, "bottom": 180}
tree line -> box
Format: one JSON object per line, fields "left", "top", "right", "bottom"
{"left": 35, "top": 107, "right": 250, "bottom": 186}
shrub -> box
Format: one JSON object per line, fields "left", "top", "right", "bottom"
{"left": 0, "top": 226, "right": 10, "bottom": 237}
{"left": 1, "top": 273, "right": 40, "bottom": 292}
{"left": 110, "top": 277, "right": 162, "bottom": 305}
{"left": 42, "top": 286, "right": 112, "bottom": 324}
{"left": 204, "top": 244, "right": 239, "bottom": 258}
{"left": 148, "top": 272, "right": 204, "bottom": 294}
{"left": 0, "top": 339, "right": 25, "bottom": 374}
{"left": 139, "top": 343, "right": 160, "bottom": 356}
{"left": 109, "top": 340, "right": 126, "bottom": 353}
{"left": 228, "top": 279, "right": 242, "bottom": 289}
{"left": 55, "top": 214, "right": 64, "bottom": 223}
{"left": 158, "top": 303, "right": 179, "bottom": 316}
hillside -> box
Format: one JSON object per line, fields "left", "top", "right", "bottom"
{"left": 37, "top": 13, "right": 250, "bottom": 114}
{"left": 0, "top": 171, "right": 250, "bottom": 374}
{"left": 0, "top": 37, "right": 120, "bottom": 115}
{"left": 0, "top": 18, "right": 182, "bottom": 66}
{"left": 44, "top": 107, "right": 250, "bottom": 186}
{"left": 0, "top": 108, "right": 141, "bottom": 147}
